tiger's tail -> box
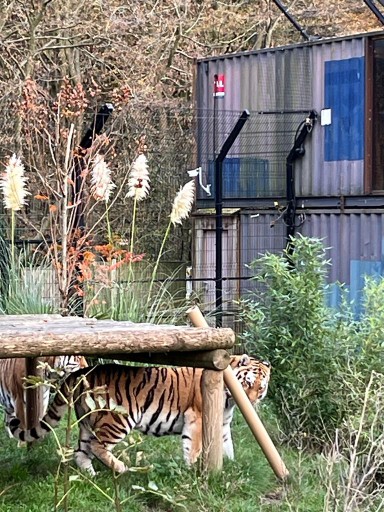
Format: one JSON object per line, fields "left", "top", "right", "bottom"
{"left": 9, "top": 372, "right": 79, "bottom": 443}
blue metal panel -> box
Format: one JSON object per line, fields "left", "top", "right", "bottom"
{"left": 204, "top": 157, "right": 276, "bottom": 199}
{"left": 206, "top": 158, "right": 241, "bottom": 199}
{"left": 324, "top": 57, "right": 365, "bottom": 161}
{"left": 350, "top": 260, "right": 384, "bottom": 316}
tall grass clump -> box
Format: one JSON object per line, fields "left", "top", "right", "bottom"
{"left": 240, "top": 235, "right": 384, "bottom": 450}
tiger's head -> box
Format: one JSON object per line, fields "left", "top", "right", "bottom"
{"left": 49, "top": 355, "right": 88, "bottom": 379}
{"left": 229, "top": 354, "right": 271, "bottom": 404}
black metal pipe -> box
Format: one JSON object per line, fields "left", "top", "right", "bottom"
{"left": 271, "top": 0, "right": 313, "bottom": 41}
{"left": 284, "top": 110, "right": 317, "bottom": 252}
{"left": 215, "top": 109, "right": 250, "bottom": 327}
{"left": 363, "top": 0, "right": 384, "bottom": 25}
{"left": 70, "top": 103, "right": 114, "bottom": 316}
{"left": 73, "top": 103, "right": 114, "bottom": 233}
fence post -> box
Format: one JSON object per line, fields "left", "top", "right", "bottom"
{"left": 187, "top": 305, "right": 289, "bottom": 481}
{"left": 215, "top": 110, "right": 250, "bottom": 327}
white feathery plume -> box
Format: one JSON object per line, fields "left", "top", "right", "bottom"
{"left": 91, "top": 154, "right": 116, "bottom": 201}
{"left": 170, "top": 180, "right": 195, "bottom": 226}
{"left": 126, "top": 154, "right": 150, "bottom": 201}
{"left": 0, "top": 154, "right": 30, "bottom": 211}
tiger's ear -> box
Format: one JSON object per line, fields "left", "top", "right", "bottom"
{"left": 239, "top": 354, "right": 251, "bottom": 366}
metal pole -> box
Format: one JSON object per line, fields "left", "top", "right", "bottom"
{"left": 213, "top": 74, "right": 218, "bottom": 161}
{"left": 70, "top": 103, "right": 114, "bottom": 316}
{"left": 271, "top": 0, "right": 313, "bottom": 41}
{"left": 284, "top": 110, "right": 317, "bottom": 253}
{"left": 363, "top": 0, "right": 384, "bottom": 25}
{"left": 73, "top": 103, "right": 114, "bottom": 234}
{"left": 215, "top": 110, "right": 250, "bottom": 327}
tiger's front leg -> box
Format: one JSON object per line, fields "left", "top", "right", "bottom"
{"left": 77, "top": 412, "right": 130, "bottom": 475}
{"left": 181, "top": 408, "right": 202, "bottom": 464}
{"left": 222, "top": 422, "right": 234, "bottom": 459}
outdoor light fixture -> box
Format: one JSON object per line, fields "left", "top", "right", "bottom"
{"left": 187, "top": 166, "right": 211, "bottom": 196}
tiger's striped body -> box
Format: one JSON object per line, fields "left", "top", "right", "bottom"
{"left": 0, "top": 355, "right": 88, "bottom": 436}
{"left": 10, "top": 354, "right": 270, "bottom": 475}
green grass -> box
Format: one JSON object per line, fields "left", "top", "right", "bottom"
{"left": 0, "top": 406, "right": 329, "bottom": 512}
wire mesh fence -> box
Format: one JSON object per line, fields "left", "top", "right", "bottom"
{"left": 0, "top": 104, "right": 311, "bottom": 331}
{"left": 192, "top": 108, "right": 313, "bottom": 330}
{"left": 196, "top": 108, "right": 313, "bottom": 201}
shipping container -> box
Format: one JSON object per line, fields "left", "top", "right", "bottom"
{"left": 193, "top": 31, "right": 384, "bottom": 321}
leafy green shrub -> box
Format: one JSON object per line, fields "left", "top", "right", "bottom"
{"left": 240, "top": 235, "right": 380, "bottom": 448}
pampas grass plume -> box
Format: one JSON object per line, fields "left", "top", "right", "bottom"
{"left": 170, "top": 180, "right": 195, "bottom": 225}
{"left": 91, "top": 155, "right": 116, "bottom": 201}
{"left": 126, "top": 154, "right": 150, "bottom": 201}
{"left": 1, "top": 154, "right": 30, "bottom": 211}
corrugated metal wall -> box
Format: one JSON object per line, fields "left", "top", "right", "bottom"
{"left": 298, "top": 210, "right": 384, "bottom": 313}
{"left": 194, "top": 34, "right": 384, "bottom": 322}
{"left": 196, "top": 35, "right": 367, "bottom": 197}
{"left": 239, "top": 210, "right": 384, "bottom": 315}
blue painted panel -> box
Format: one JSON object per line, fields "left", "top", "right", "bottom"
{"left": 206, "top": 158, "right": 241, "bottom": 199}
{"left": 324, "top": 57, "right": 365, "bottom": 161}
{"left": 206, "top": 157, "right": 273, "bottom": 199}
{"left": 349, "top": 260, "right": 384, "bottom": 316}
{"left": 239, "top": 158, "right": 270, "bottom": 198}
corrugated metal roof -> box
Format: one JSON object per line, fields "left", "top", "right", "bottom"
{"left": 196, "top": 30, "right": 382, "bottom": 63}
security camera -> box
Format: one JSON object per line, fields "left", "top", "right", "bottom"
{"left": 187, "top": 167, "right": 201, "bottom": 178}
{"left": 186, "top": 166, "right": 211, "bottom": 196}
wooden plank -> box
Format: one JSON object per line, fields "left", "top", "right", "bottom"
{"left": 202, "top": 369, "right": 223, "bottom": 472}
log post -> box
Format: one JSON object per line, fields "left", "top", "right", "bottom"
{"left": 186, "top": 305, "right": 289, "bottom": 481}
{"left": 202, "top": 368, "right": 223, "bottom": 472}
{"left": 223, "top": 366, "right": 289, "bottom": 480}
{"left": 25, "top": 357, "right": 43, "bottom": 436}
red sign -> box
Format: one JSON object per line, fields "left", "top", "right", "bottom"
{"left": 213, "top": 74, "right": 225, "bottom": 97}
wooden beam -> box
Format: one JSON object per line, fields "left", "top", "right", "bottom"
{"left": 109, "top": 349, "right": 231, "bottom": 370}
{"left": 223, "top": 367, "right": 289, "bottom": 481}
{"left": 202, "top": 369, "right": 223, "bottom": 472}
{"left": 0, "top": 320, "right": 235, "bottom": 359}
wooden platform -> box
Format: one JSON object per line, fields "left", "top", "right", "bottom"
{"left": 0, "top": 314, "right": 234, "bottom": 358}
{"left": 0, "top": 313, "right": 235, "bottom": 473}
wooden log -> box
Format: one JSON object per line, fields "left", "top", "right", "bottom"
{"left": 202, "top": 369, "right": 223, "bottom": 472}
{"left": 0, "top": 318, "right": 235, "bottom": 359}
{"left": 109, "top": 349, "right": 231, "bottom": 370}
{"left": 223, "top": 367, "right": 289, "bottom": 481}
{"left": 25, "top": 358, "right": 43, "bottom": 436}
{"left": 187, "top": 305, "right": 289, "bottom": 481}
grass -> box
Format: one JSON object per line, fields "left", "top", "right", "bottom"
{"left": 0, "top": 405, "right": 329, "bottom": 512}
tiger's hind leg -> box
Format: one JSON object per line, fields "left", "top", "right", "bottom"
{"left": 74, "top": 424, "right": 96, "bottom": 476}
{"left": 4, "top": 411, "right": 15, "bottom": 439}
{"left": 4, "top": 408, "right": 27, "bottom": 447}
{"left": 182, "top": 408, "right": 202, "bottom": 465}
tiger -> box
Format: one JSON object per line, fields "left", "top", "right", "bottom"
{"left": 9, "top": 354, "right": 270, "bottom": 475}
{"left": 0, "top": 355, "right": 88, "bottom": 437}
